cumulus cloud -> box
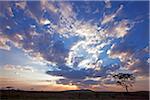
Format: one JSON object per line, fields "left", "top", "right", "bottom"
{"left": 65, "top": 38, "right": 106, "bottom": 70}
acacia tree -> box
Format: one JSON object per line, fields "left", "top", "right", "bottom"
{"left": 112, "top": 73, "right": 135, "bottom": 92}
{"left": 5, "top": 86, "right": 14, "bottom": 90}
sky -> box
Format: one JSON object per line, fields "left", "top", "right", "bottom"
{"left": 0, "top": 1, "right": 149, "bottom": 92}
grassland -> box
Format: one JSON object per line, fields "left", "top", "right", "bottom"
{"left": 0, "top": 90, "right": 149, "bottom": 100}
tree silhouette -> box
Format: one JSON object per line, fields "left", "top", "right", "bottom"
{"left": 112, "top": 73, "right": 135, "bottom": 92}
{"left": 5, "top": 86, "right": 14, "bottom": 90}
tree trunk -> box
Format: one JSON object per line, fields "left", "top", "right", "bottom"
{"left": 125, "top": 86, "right": 128, "bottom": 93}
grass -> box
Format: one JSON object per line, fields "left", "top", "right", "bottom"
{"left": 0, "top": 90, "right": 149, "bottom": 100}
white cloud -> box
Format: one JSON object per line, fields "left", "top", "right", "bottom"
{"left": 59, "top": 2, "right": 75, "bottom": 18}
{"left": 101, "top": 4, "right": 123, "bottom": 25}
{"left": 3, "top": 64, "right": 35, "bottom": 72}
{"left": 108, "top": 43, "right": 149, "bottom": 77}
{"left": 103, "top": 19, "right": 134, "bottom": 38}
{"left": 73, "top": 21, "right": 97, "bottom": 37}
{"left": 15, "top": 1, "right": 26, "bottom": 9}
{"left": 40, "top": 0, "right": 58, "bottom": 13}
{"left": 40, "top": 18, "right": 51, "bottom": 25}
{"left": 65, "top": 30, "right": 111, "bottom": 70}
{"left": 0, "top": 35, "right": 11, "bottom": 50}
{"left": 147, "top": 58, "right": 150, "bottom": 64}
{"left": 104, "top": 0, "right": 112, "bottom": 8}
{"left": 113, "top": 19, "right": 134, "bottom": 38}
{"left": 101, "top": 14, "right": 115, "bottom": 25}
{"left": 93, "top": 8, "right": 99, "bottom": 14}
{"left": 110, "top": 52, "right": 131, "bottom": 62}
{"left": 6, "top": 7, "right": 14, "bottom": 17}
{"left": 84, "top": 77, "right": 102, "bottom": 81}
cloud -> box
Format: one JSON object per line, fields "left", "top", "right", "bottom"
{"left": 26, "top": 1, "right": 43, "bottom": 21}
{"left": 108, "top": 42, "right": 149, "bottom": 76}
{"left": 40, "top": 18, "right": 51, "bottom": 25}
{"left": 3, "top": 64, "right": 34, "bottom": 72}
{"left": 46, "top": 63, "right": 120, "bottom": 88}
{"left": 104, "top": 0, "right": 112, "bottom": 8}
{"left": 0, "top": 1, "right": 12, "bottom": 16}
{"left": 56, "top": 77, "right": 100, "bottom": 88}
{"left": 0, "top": 35, "right": 11, "bottom": 50}
{"left": 0, "top": 1, "right": 72, "bottom": 65}
{"left": 101, "top": 4, "right": 123, "bottom": 25}
{"left": 40, "top": 0, "right": 58, "bottom": 14}
{"left": 66, "top": 40, "right": 102, "bottom": 70}
{"left": 0, "top": 1, "right": 148, "bottom": 90}
{"left": 46, "top": 66, "right": 94, "bottom": 80}
{"left": 15, "top": 1, "right": 27, "bottom": 9}
{"left": 0, "top": 2, "right": 126, "bottom": 88}
{"left": 0, "top": 33, "right": 24, "bottom": 51}
{"left": 112, "top": 19, "right": 134, "bottom": 38}
{"left": 73, "top": 21, "right": 98, "bottom": 37}
{"left": 59, "top": 2, "right": 75, "bottom": 18}
{"left": 93, "top": 8, "right": 99, "bottom": 14}
{"left": 82, "top": 80, "right": 100, "bottom": 85}
{"left": 65, "top": 31, "right": 113, "bottom": 70}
